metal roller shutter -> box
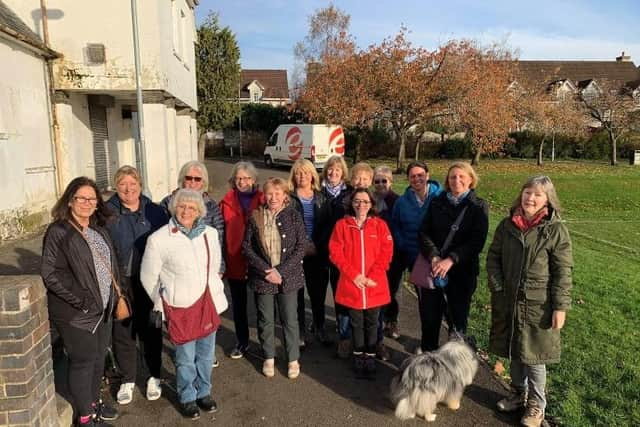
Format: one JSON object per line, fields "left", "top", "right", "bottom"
{"left": 89, "top": 103, "right": 110, "bottom": 190}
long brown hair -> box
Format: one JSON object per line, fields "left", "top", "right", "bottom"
{"left": 51, "top": 177, "right": 112, "bottom": 226}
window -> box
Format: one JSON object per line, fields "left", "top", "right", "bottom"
{"left": 252, "top": 91, "right": 260, "bottom": 102}
{"left": 172, "top": 1, "right": 185, "bottom": 60}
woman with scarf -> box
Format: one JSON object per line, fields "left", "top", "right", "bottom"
{"left": 219, "top": 161, "right": 264, "bottom": 360}
{"left": 141, "top": 189, "right": 228, "bottom": 420}
{"left": 487, "top": 176, "right": 573, "bottom": 427}
{"left": 417, "top": 162, "right": 489, "bottom": 351}
{"left": 242, "top": 178, "right": 307, "bottom": 379}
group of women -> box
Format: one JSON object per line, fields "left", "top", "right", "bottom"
{"left": 41, "top": 155, "right": 572, "bottom": 427}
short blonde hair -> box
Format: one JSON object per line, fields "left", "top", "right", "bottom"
{"left": 322, "top": 155, "right": 349, "bottom": 184}
{"left": 263, "top": 177, "right": 290, "bottom": 202}
{"left": 178, "top": 160, "right": 209, "bottom": 192}
{"left": 443, "top": 162, "right": 479, "bottom": 191}
{"left": 289, "top": 159, "right": 321, "bottom": 191}
{"left": 114, "top": 165, "right": 142, "bottom": 188}
{"left": 350, "top": 162, "right": 374, "bottom": 182}
{"left": 374, "top": 165, "right": 393, "bottom": 182}
{"left": 170, "top": 188, "right": 206, "bottom": 218}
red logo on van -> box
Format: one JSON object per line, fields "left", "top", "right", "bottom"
{"left": 329, "top": 128, "right": 345, "bottom": 155}
{"left": 287, "top": 127, "right": 303, "bottom": 160}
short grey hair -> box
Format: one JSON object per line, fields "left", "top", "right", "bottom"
{"left": 374, "top": 165, "right": 393, "bottom": 182}
{"left": 228, "top": 161, "right": 258, "bottom": 189}
{"left": 170, "top": 189, "right": 206, "bottom": 218}
{"left": 178, "top": 160, "right": 209, "bottom": 193}
{"left": 511, "top": 175, "right": 562, "bottom": 214}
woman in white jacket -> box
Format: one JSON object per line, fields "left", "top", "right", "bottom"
{"left": 141, "top": 189, "right": 228, "bottom": 420}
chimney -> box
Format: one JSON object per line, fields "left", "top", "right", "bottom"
{"left": 616, "top": 51, "right": 631, "bottom": 62}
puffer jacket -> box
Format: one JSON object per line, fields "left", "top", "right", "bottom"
{"left": 106, "top": 194, "right": 168, "bottom": 278}
{"left": 486, "top": 209, "right": 573, "bottom": 364}
{"left": 41, "top": 221, "right": 118, "bottom": 332}
{"left": 391, "top": 181, "right": 442, "bottom": 265}
{"left": 242, "top": 205, "right": 306, "bottom": 294}
{"left": 289, "top": 189, "right": 333, "bottom": 258}
{"left": 160, "top": 190, "right": 225, "bottom": 274}
{"left": 140, "top": 220, "right": 228, "bottom": 320}
{"left": 329, "top": 216, "right": 393, "bottom": 310}
{"left": 220, "top": 188, "right": 265, "bottom": 280}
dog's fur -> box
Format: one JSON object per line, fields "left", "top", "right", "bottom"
{"left": 390, "top": 340, "right": 478, "bottom": 422}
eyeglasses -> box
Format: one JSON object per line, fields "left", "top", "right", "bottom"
{"left": 73, "top": 196, "right": 98, "bottom": 204}
{"left": 184, "top": 175, "right": 203, "bottom": 182}
{"left": 352, "top": 199, "right": 371, "bottom": 206}
{"left": 374, "top": 179, "right": 388, "bottom": 184}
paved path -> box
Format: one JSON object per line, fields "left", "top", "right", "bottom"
{"left": 0, "top": 158, "right": 522, "bottom": 426}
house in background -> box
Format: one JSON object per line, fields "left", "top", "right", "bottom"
{"left": 0, "top": 1, "right": 60, "bottom": 239}
{"left": 515, "top": 52, "right": 640, "bottom": 103}
{"left": 1, "top": 0, "right": 200, "bottom": 238}
{"left": 240, "top": 69, "right": 290, "bottom": 106}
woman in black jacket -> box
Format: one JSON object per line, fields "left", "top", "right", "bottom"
{"left": 289, "top": 159, "right": 333, "bottom": 346}
{"left": 417, "top": 162, "right": 489, "bottom": 351}
{"left": 41, "top": 177, "right": 119, "bottom": 427}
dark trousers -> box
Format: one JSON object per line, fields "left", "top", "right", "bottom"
{"left": 228, "top": 279, "right": 250, "bottom": 347}
{"left": 418, "top": 275, "right": 478, "bottom": 351}
{"left": 301, "top": 255, "right": 330, "bottom": 331}
{"left": 111, "top": 276, "right": 163, "bottom": 381}
{"left": 384, "top": 251, "right": 410, "bottom": 323}
{"left": 54, "top": 316, "right": 110, "bottom": 417}
{"left": 349, "top": 307, "right": 380, "bottom": 354}
{"left": 255, "top": 291, "right": 300, "bottom": 362}
{"left": 329, "top": 263, "right": 351, "bottom": 339}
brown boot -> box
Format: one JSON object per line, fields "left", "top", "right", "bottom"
{"left": 520, "top": 399, "right": 544, "bottom": 427}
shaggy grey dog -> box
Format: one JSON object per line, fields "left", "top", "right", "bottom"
{"left": 390, "top": 340, "right": 478, "bottom": 422}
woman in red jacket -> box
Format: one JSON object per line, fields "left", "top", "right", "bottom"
{"left": 219, "top": 161, "right": 265, "bottom": 359}
{"left": 329, "top": 188, "right": 393, "bottom": 379}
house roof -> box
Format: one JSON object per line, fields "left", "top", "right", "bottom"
{"left": 240, "top": 69, "right": 289, "bottom": 99}
{"left": 0, "top": 0, "right": 58, "bottom": 57}
{"left": 516, "top": 60, "right": 640, "bottom": 92}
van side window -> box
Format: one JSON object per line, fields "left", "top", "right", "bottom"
{"left": 268, "top": 133, "right": 278, "bottom": 146}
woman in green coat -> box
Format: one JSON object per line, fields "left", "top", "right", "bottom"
{"left": 486, "top": 176, "right": 573, "bottom": 427}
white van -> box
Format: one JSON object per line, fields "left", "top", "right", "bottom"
{"left": 263, "top": 124, "right": 345, "bottom": 169}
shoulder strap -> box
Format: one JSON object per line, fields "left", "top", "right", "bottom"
{"left": 67, "top": 220, "right": 122, "bottom": 299}
{"left": 440, "top": 206, "right": 468, "bottom": 254}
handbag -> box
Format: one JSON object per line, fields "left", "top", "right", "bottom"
{"left": 68, "top": 221, "right": 132, "bottom": 320}
{"left": 409, "top": 206, "right": 468, "bottom": 289}
{"left": 161, "top": 234, "right": 221, "bottom": 345}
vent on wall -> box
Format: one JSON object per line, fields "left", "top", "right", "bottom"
{"left": 85, "top": 43, "right": 106, "bottom": 64}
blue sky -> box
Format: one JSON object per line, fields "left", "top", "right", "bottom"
{"left": 195, "top": 0, "right": 640, "bottom": 76}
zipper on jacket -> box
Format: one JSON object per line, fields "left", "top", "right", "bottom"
{"left": 359, "top": 225, "right": 367, "bottom": 309}
{"left": 508, "top": 232, "right": 526, "bottom": 360}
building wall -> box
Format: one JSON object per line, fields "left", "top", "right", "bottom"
{"left": 0, "top": 39, "right": 57, "bottom": 239}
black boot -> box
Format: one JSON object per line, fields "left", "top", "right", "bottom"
{"left": 353, "top": 353, "right": 366, "bottom": 379}
{"left": 364, "top": 353, "right": 376, "bottom": 380}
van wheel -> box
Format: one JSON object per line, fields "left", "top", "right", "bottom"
{"left": 264, "top": 155, "right": 273, "bottom": 168}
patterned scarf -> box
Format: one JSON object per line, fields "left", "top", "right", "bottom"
{"left": 172, "top": 217, "right": 206, "bottom": 240}
{"left": 322, "top": 181, "right": 346, "bottom": 199}
{"left": 511, "top": 206, "right": 549, "bottom": 232}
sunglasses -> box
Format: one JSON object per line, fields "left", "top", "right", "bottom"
{"left": 374, "top": 179, "right": 388, "bottom": 184}
{"left": 184, "top": 175, "right": 203, "bottom": 182}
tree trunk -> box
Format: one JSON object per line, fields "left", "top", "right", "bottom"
{"left": 396, "top": 131, "right": 406, "bottom": 173}
{"left": 471, "top": 149, "right": 481, "bottom": 166}
{"left": 198, "top": 132, "right": 206, "bottom": 162}
{"left": 353, "top": 133, "right": 362, "bottom": 164}
{"left": 537, "top": 136, "right": 546, "bottom": 166}
{"left": 609, "top": 130, "right": 617, "bottom": 166}
{"left": 415, "top": 140, "right": 421, "bottom": 160}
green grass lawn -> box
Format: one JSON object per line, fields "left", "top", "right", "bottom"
{"left": 385, "top": 159, "right": 640, "bottom": 426}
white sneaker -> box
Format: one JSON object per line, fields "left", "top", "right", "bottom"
{"left": 146, "top": 377, "right": 162, "bottom": 401}
{"left": 117, "top": 382, "right": 135, "bottom": 405}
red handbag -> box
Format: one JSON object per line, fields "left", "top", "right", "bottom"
{"left": 161, "top": 234, "right": 221, "bottom": 345}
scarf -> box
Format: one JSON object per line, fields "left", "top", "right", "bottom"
{"left": 262, "top": 207, "right": 282, "bottom": 266}
{"left": 172, "top": 217, "right": 206, "bottom": 240}
{"left": 322, "top": 181, "right": 346, "bottom": 199}
{"left": 237, "top": 189, "right": 257, "bottom": 213}
{"left": 511, "top": 206, "right": 549, "bottom": 232}
{"left": 447, "top": 190, "right": 470, "bottom": 206}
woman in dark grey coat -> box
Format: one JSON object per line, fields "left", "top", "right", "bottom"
{"left": 242, "top": 178, "right": 306, "bottom": 379}
{"left": 487, "top": 176, "right": 573, "bottom": 427}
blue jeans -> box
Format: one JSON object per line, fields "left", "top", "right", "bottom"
{"left": 174, "top": 331, "right": 216, "bottom": 404}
